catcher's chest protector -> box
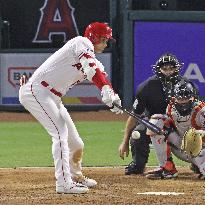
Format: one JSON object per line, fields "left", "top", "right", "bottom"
{"left": 168, "top": 101, "right": 205, "bottom": 138}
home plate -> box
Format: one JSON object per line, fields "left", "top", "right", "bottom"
{"left": 137, "top": 192, "right": 184, "bottom": 196}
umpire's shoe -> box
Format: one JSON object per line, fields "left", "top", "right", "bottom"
{"left": 125, "top": 161, "right": 144, "bottom": 175}
{"left": 56, "top": 182, "right": 89, "bottom": 194}
{"left": 146, "top": 161, "right": 178, "bottom": 179}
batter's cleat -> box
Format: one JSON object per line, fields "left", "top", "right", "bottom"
{"left": 125, "top": 161, "right": 145, "bottom": 175}
{"left": 56, "top": 182, "right": 89, "bottom": 194}
{"left": 73, "top": 176, "right": 97, "bottom": 188}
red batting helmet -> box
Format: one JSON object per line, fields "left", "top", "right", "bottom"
{"left": 84, "top": 22, "right": 114, "bottom": 44}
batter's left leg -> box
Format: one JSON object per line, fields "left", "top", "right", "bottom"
{"left": 59, "top": 104, "right": 97, "bottom": 187}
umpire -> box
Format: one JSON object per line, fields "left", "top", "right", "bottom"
{"left": 118, "top": 53, "right": 197, "bottom": 175}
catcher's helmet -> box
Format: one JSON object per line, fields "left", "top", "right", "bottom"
{"left": 84, "top": 22, "right": 114, "bottom": 44}
{"left": 152, "top": 53, "right": 183, "bottom": 84}
{"left": 174, "top": 79, "right": 197, "bottom": 99}
{"left": 173, "top": 79, "right": 197, "bottom": 116}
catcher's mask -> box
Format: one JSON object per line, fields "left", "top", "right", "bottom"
{"left": 173, "top": 79, "right": 196, "bottom": 116}
{"left": 152, "top": 53, "right": 183, "bottom": 84}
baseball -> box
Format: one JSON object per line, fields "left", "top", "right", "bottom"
{"left": 131, "top": 130, "right": 141, "bottom": 139}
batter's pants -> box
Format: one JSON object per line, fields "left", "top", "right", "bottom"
{"left": 19, "top": 81, "right": 84, "bottom": 186}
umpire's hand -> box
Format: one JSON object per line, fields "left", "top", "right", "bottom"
{"left": 118, "top": 142, "right": 129, "bottom": 160}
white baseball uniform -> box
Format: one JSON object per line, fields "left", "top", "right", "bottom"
{"left": 19, "top": 36, "right": 114, "bottom": 187}
{"left": 148, "top": 101, "right": 205, "bottom": 176}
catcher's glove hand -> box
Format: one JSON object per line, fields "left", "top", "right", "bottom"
{"left": 181, "top": 127, "right": 204, "bottom": 158}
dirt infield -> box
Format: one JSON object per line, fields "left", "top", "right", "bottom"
{"left": 1, "top": 111, "right": 204, "bottom": 204}
{"left": 0, "top": 167, "right": 204, "bottom": 205}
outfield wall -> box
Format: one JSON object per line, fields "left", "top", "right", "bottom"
{"left": 0, "top": 0, "right": 111, "bottom": 111}
{"left": 1, "top": 0, "right": 205, "bottom": 110}
{"left": 0, "top": 51, "right": 111, "bottom": 111}
{"left": 117, "top": 6, "right": 205, "bottom": 107}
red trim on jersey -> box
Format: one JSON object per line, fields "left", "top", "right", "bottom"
{"left": 164, "top": 103, "right": 172, "bottom": 158}
{"left": 191, "top": 102, "right": 205, "bottom": 129}
{"left": 89, "top": 62, "right": 96, "bottom": 67}
{"left": 166, "top": 140, "right": 172, "bottom": 158}
{"left": 92, "top": 68, "right": 112, "bottom": 90}
{"left": 41, "top": 81, "right": 62, "bottom": 97}
{"left": 79, "top": 53, "right": 93, "bottom": 59}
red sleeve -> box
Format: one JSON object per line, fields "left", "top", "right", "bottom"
{"left": 92, "top": 68, "right": 112, "bottom": 90}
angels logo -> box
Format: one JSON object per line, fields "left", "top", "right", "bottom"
{"left": 33, "top": 0, "right": 78, "bottom": 43}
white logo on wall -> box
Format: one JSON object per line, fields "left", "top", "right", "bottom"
{"left": 8, "top": 67, "right": 36, "bottom": 87}
{"left": 183, "top": 63, "right": 205, "bottom": 82}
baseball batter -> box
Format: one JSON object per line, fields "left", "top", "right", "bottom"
{"left": 19, "top": 22, "right": 122, "bottom": 194}
{"left": 146, "top": 79, "right": 205, "bottom": 179}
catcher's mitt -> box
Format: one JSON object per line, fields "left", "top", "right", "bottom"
{"left": 181, "top": 127, "right": 204, "bottom": 158}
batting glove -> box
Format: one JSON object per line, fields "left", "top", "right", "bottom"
{"left": 110, "top": 94, "right": 123, "bottom": 114}
{"left": 101, "top": 85, "right": 123, "bottom": 114}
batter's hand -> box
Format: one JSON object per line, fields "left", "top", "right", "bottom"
{"left": 101, "top": 85, "right": 123, "bottom": 114}
{"left": 110, "top": 94, "right": 123, "bottom": 114}
{"left": 118, "top": 142, "right": 129, "bottom": 160}
{"left": 20, "top": 75, "right": 27, "bottom": 86}
{"left": 101, "top": 85, "right": 114, "bottom": 107}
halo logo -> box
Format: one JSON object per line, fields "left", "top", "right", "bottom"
{"left": 33, "top": 0, "right": 78, "bottom": 43}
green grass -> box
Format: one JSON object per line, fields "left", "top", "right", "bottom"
{"left": 0, "top": 121, "right": 188, "bottom": 168}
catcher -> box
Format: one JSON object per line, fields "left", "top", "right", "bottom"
{"left": 146, "top": 79, "right": 205, "bottom": 179}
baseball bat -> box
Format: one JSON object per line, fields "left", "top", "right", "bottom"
{"left": 113, "top": 103, "right": 189, "bottom": 155}
{"left": 113, "top": 102, "right": 165, "bottom": 135}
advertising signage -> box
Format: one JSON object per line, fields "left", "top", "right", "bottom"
{"left": 134, "top": 21, "right": 205, "bottom": 96}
